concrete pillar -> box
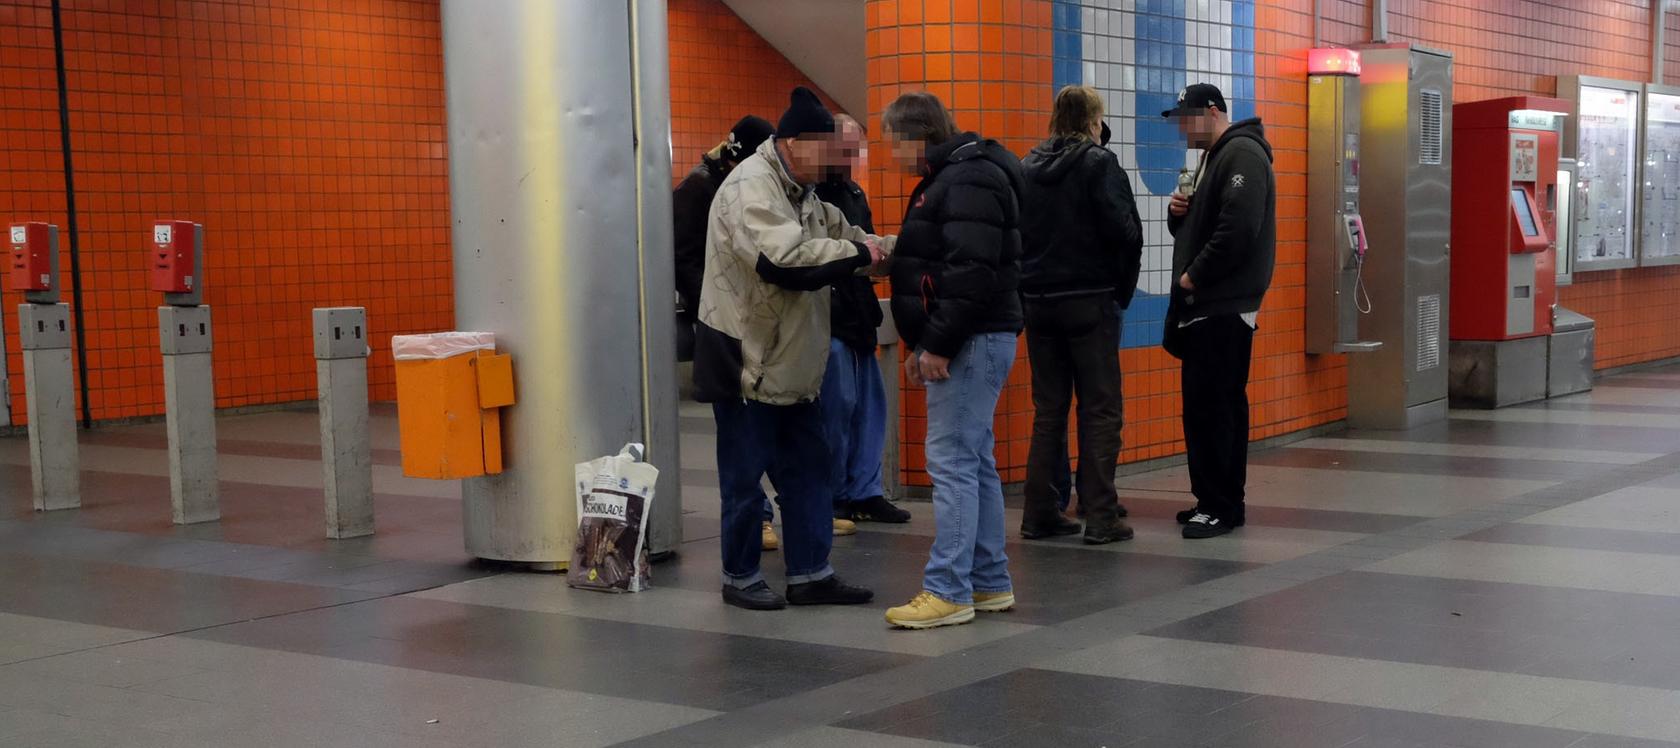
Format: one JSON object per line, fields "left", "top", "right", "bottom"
{"left": 159, "top": 305, "right": 218, "bottom": 524}
{"left": 19, "top": 303, "right": 79, "bottom": 511}
{"left": 314, "top": 307, "right": 373, "bottom": 539}
{"left": 441, "top": 0, "right": 680, "bottom": 566}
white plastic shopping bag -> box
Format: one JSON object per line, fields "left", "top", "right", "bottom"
{"left": 568, "top": 443, "right": 658, "bottom": 593}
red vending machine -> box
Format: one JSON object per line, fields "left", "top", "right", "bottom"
{"left": 1448, "top": 97, "right": 1569, "bottom": 407}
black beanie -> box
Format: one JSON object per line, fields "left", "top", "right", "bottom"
{"left": 723, "top": 115, "right": 774, "bottom": 161}
{"left": 776, "top": 87, "right": 836, "bottom": 139}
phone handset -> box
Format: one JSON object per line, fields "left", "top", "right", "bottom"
{"left": 1347, "top": 214, "right": 1373, "bottom": 314}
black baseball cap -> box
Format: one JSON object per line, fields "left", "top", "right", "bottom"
{"left": 1162, "top": 83, "right": 1228, "bottom": 118}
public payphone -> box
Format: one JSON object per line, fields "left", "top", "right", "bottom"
{"left": 1305, "top": 48, "right": 1380, "bottom": 355}
{"left": 1450, "top": 97, "right": 1568, "bottom": 341}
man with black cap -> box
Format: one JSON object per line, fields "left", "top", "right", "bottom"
{"left": 1160, "top": 83, "right": 1275, "bottom": 540}
{"left": 695, "top": 86, "right": 894, "bottom": 610}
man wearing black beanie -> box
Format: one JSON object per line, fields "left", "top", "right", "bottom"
{"left": 674, "top": 115, "right": 775, "bottom": 329}
{"left": 695, "top": 86, "right": 896, "bottom": 611}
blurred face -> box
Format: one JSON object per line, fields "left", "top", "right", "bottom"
{"left": 779, "top": 135, "right": 826, "bottom": 184}
{"left": 1175, "top": 108, "right": 1222, "bottom": 149}
{"left": 885, "top": 126, "right": 926, "bottom": 176}
{"left": 825, "top": 119, "right": 864, "bottom": 179}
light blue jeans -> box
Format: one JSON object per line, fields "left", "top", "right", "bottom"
{"left": 921, "top": 332, "right": 1016, "bottom": 605}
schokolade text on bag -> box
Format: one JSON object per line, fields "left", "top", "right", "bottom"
{"left": 568, "top": 444, "right": 658, "bottom": 593}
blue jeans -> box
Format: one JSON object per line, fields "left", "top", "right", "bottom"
{"left": 922, "top": 332, "right": 1016, "bottom": 605}
{"left": 821, "top": 338, "right": 888, "bottom": 510}
{"left": 714, "top": 399, "right": 835, "bottom": 589}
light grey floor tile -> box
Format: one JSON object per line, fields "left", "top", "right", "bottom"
{"left": 1290, "top": 436, "right": 1658, "bottom": 465}
{"left": 2, "top": 649, "right": 209, "bottom": 688}
{"left": 766, "top": 726, "right": 972, "bottom": 747}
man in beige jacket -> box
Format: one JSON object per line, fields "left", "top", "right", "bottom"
{"left": 694, "top": 87, "right": 894, "bottom": 611}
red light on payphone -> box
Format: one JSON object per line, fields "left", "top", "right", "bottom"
{"left": 1308, "top": 48, "right": 1361, "bottom": 77}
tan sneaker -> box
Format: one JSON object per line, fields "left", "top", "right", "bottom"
{"left": 973, "top": 590, "right": 1015, "bottom": 612}
{"left": 885, "top": 591, "right": 975, "bottom": 630}
{"left": 761, "top": 521, "right": 780, "bottom": 551}
{"left": 833, "top": 518, "right": 858, "bottom": 536}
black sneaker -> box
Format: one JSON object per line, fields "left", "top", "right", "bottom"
{"left": 845, "top": 496, "right": 912, "bottom": 524}
{"left": 787, "top": 575, "right": 874, "bottom": 606}
{"left": 1020, "top": 515, "right": 1083, "bottom": 539}
{"left": 722, "top": 581, "right": 787, "bottom": 611}
{"left": 1083, "top": 521, "right": 1135, "bottom": 545}
{"left": 1178, "top": 506, "right": 1244, "bottom": 527}
{"left": 1182, "top": 513, "right": 1235, "bottom": 539}
{"left": 1116, "top": 503, "right": 1129, "bottom": 518}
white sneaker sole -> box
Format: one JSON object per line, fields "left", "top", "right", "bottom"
{"left": 887, "top": 607, "right": 976, "bottom": 630}
{"left": 974, "top": 594, "right": 1015, "bottom": 612}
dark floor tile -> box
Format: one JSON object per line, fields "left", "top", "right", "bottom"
{"left": 184, "top": 594, "right": 920, "bottom": 712}
{"left": 1510, "top": 400, "right": 1680, "bottom": 416}
{"left": 1251, "top": 448, "right": 1613, "bottom": 481}
{"left": 1564, "top": 735, "right": 1680, "bottom": 748}
{"left": 1463, "top": 523, "right": 1680, "bottom": 557}
{"left": 1345, "top": 419, "right": 1680, "bottom": 455}
{"left": 654, "top": 532, "right": 1258, "bottom": 626}
{"left": 1147, "top": 571, "right": 1680, "bottom": 690}
{"left": 0, "top": 553, "right": 381, "bottom": 634}
{"left": 1119, "top": 497, "right": 1421, "bottom": 535}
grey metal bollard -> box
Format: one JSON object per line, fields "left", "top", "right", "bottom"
{"left": 313, "top": 307, "right": 373, "bottom": 539}
{"left": 18, "top": 303, "right": 79, "bottom": 511}
{"left": 158, "top": 305, "right": 219, "bottom": 524}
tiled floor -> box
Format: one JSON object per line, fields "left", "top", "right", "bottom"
{"left": 4, "top": 371, "right": 1680, "bottom": 747}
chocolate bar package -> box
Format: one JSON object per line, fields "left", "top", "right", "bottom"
{"left": 568, "top": 444, "right": 657, "bottom": 593}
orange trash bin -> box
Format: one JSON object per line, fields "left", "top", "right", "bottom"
{"left": 392, "top": 332, "right": 516, "bottom": 479}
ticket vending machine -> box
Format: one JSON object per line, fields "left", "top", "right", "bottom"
{"left": 1448, "top": 97, "right": 1570, "bottom": 408}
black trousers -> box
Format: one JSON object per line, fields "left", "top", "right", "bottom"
{"left": 1178, "top": 314, "right": 1254, "bottom": 522}
{"left": 1023, "top": 295, "right": 1124, "bottom": 528}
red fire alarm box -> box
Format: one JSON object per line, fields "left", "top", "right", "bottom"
{"left": 1450, "top": 97, "right": 1568, "bottom": 340}
{"left": 150, "top": 220, "right": 205, "bottom": 306}
{"left": 9, "top": 222, "right": 61, "bottom": 304}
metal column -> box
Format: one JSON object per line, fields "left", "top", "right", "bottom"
{"left": 441, "top": 0, "right": 681, "bottom": 566}
{"left": 314, "top": 307, "right": 373, "bottom": 539}
{"left": 159, "top": 305, "right": 218, "bottom": 524}
{"left": 19, "top": 303, "right": 79, "bottom": 510}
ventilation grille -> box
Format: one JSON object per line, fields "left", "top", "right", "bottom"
{"left": 1417, "top": 294, "right": 1442, "bottom": 371}
{"left": 1419, "top": 89, "right": 1443, "bottom": 165}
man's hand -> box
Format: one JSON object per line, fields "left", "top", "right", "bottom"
{"left": 1178, "top": 272, "right": 1195, "bottom": 291}
{"left": 1169, "top": 193, "right": 1190, "bottom": 217}
{"left": 918, "top": 351, "right": 952, "bottom": 382}
{"left": 904, "top": 351, "right": 923, "bottom": 386}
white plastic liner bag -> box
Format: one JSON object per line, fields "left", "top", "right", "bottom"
{"left": 568, "top": 443, "right": 658, "bottom": 593}
{"left": 390, "top": 331, "right": 496, "bottom": 360}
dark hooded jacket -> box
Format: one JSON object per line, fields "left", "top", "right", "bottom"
{"left": 1166, "top": 118, "right": 1276, "bottom": 323}
{"left": 1019, "top": 135, "right": 1144, "bottom": 306}
{"left": 672, "top": 155, "right": 728, "bottom": 321}
{"left": 888, "top": 133, "right": 1026, "bottom": 358}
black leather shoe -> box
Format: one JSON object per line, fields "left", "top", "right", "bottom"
{"left": 787, "top": 575, "right": 874, "bottom": 605}
{"left": 846, "top": 495, "right": 912, "bottom": 524}
{"left": 1020, "top": 515, "right": 1083, "bottom": 539}
{"left": 1083, "top": 521, "right": 1135, "bottom": 545}
{"left": 722, "top": 581, "right": 787, "bottom": 611}
{"left": 1116, "top": 503, "right": 1129, "bottom": 518}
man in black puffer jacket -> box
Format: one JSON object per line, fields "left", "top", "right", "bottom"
{"left": 1018, "top": 85, "right": 1143, "bottom": 545}
{"left": 1162, "top": 83, "right": 1276, "bottom": 541}
{"left": 673, "top": 115, "right": 776, "bottom": 329}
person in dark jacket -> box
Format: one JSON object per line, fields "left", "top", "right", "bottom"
{"left": 1161, "top": 83, "right": 1276, "bottom": 540}
{"left": 879, "top": 92, "right": 1025, "bottom": 630}
{"left": 1018, "top": 85, "right": 1143, "bottom": 545}
{"left": 671, "top": 115, "right": 798, "bottom": 552}
{"left": 817, "top": 114, "right": 913, "bottom": 526}
{"left": 673, "top": 115, "right": 776, "bottom": 327}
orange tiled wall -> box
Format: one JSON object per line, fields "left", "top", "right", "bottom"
{"left": 668, "top": 0, "right": 846, "bottom": 184}
{"left": 0, "top": 0, "right": 452, "bottom": 424}
{"left": 0, "top": 0, "right": 67, "bottom": 426}
{"left": 867, "top": 0, "right": 1055, "bottom": 486}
